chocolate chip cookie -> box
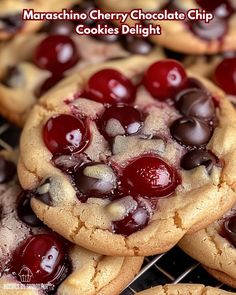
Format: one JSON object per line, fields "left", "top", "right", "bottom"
{"left": 18, "top": 55, "right": 236, "bottom": 256}
{"left": 136, "top": 284, "right": 235, "bottom": 295}
{"left": 0, "top": 0, "right": 77, "bottom": 40}
{"left": 185, "top": 53, "right": 236, "bottom": 105}
{"left": 0, "top": 0, "right": 161, "bottom": 126}
{"left": 0, "top": 151, "right": 143, "bottom": 295}
{"left": 179, "top": 205, "right": 236, "bottom": 288}
{"left": 98, "top": 0, "right": 236, "bottom": 54}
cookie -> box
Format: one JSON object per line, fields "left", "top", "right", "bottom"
{"left": 98, "top": 0, "right": 236, "bottom": 54}
{"left": 184, "top": 53, "right": 236, "bottom": 105}
{"left": 0, "top": 0, "right": 160, "bottom": 126}
{"left": 0, "top": 151, "right": 143, "bottom": 295}
{"left": 18, "top": 55, "right": 236, "bottom": 256}
{"left": 135, "top": 284, "right": 234, "bottom": 295}
{"left": 179, "top": 205, "right": 236, "bottom": 288}
{"left": 0, "top": 0, "right": 77, "bottom": 40}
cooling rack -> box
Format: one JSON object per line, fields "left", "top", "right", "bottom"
{"left": 0, "top": 116, "right": 235, "bottom": 294}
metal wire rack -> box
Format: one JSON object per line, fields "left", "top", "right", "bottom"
{"left": 122, "top": 247, "right": 236, "bottom": 294}
{"left": 0, "top": 116, "right": 235, "bottom": 294}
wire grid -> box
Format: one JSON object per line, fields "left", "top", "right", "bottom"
{"left": 0, "top": 117, "right": 235, "bottom": 295}
{"left": 121, "top": 247, "right": 236, "bottom": 294}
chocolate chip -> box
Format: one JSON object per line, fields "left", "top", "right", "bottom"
{"left": 17, "top": 191, "right": 43, "bottom": 227}
{"left": 170, "top": 117, "right": 212, "bottom": 147}
{"left": 122, "top": 35, "right": 154, "bottom": 54}
{"left": 190, "top": 18, "right": 227, "bottom": 41}
{"left": 0, "top": 13, "right": 23, "bottom": 33}
{"left": 185, "top": 78, "right": 206, "bottom": 91}
{"left": 164, "top": 48, "right": 185, "bottom": 61}
{"left": 72, "top": 0, "right": 97, "bottom": 26}
{"left": 176, "top": 89, "right": 215, "bottom": 120}
{"left": 34, "top": 178, "right": 53, "bottom": 206}
{"left": 53, "top": 154, "right": 89, "bottom": 174}
{"left": 45, "top": 20, "right": 75, "bottom": 35}
{"left": 223, "top": 215, "right": 236, "bottom": 248}
{"left": 1, "top": 66, "right": 23, "bottom": 88}
{"left": 92, "top": 21, "right": 120, "bottom": 43}
{"left": 181, "top": 150, "right": 217, "bottom": 173}
{"left": 0, "top": 156, "right": 16, "bottom": 184}
{"left": 160, "top": 1, "right": 179, "bottom": 11}
{"left": 36, "top": 74, "right": 64, "bottom": 98}
{"left": 74, "top": 162, "right": 117, "bottom": 198}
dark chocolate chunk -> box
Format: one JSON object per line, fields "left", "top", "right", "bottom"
{"left": 122, "top": 35, "right": 154, "bottom": 54}
{"left": 74, "top": 162, "right": 117, "bottom": 198}
{"left": 92, "top": 21, "right": 120, "bottom": 43}
{"left": 170, "top": 117, "right": 212, "bottom": 147}
{"left": 176, "top": 89, "right": 215, "bottom": 120}
{"left": 164, "top": 48, "right": 185, "bottom": 61}
{"left": 0, "top": 13, "right": 23, "bottom": 33}
{"left": 181, "top": 150, "right": 217, "bottom": 173}
{"left": 0, "top": 156, "right": 16, "bottom": 184}
{"left": 17, "top": 191, "right": 43, "bottom": 227}
{"left": 34, "top": 178, "right": 53, "bottom": 206}
{"left": 36, "top": 74, "right": 64, "bottom": 98}
{"left": 1, "top": 66, "right": 23, "bottom": 88}
{"left": 72, "top": 0, "right": 97, "bottom": 26}
{"left": 46, "top": 20, "right": 75, "bottom": 35}
{"left": 185, "top": 78, "right": 206, "bottom": 91}
{"left": 223, "top": 214, "right": 236, "bottom": 248}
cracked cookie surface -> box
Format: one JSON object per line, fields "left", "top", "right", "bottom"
{"left": 136, "top": 284, "right": 235, "bottom": 295}
{"left": 179, "top": 205, "right": 236, "bottom": 288}
{"left": 18, "top": 54, "right": 236, "bottom": 256}
{"left": 0, "top": 151, "right": 143, "bottom": 295}
{"left": 98, "top": 0, "right": 236, "bottom": 54}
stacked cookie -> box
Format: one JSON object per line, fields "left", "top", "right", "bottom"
{"left": 0, "top": 150, "right": 143, "bottom": 295}
{"left": 1, "top": 0, "right": 236, "bottom": 294}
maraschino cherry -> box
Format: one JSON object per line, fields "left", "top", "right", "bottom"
{"left": 214, "top": 57, "right": 236, "bottom": 95}
{"left": 98, "top": 105, "right": 143, "bottom": 139}
{"left": 34, "top": 35, "right": 79, "bottom": 74}
{"left": 121, "top": 155, "right": 180, "bottom": 198}
{"left": 144, "top": 60, "right": 187, "bottom": 100}
{"left": 196, "top": 0, "right": 234, "bottom": 18}
{"left": 85, "top": 69, "right": 136, "bottom": 104}
{"left": 43, "top": 114, "right": 89, "bottom": 155}
{"left": 12, "top": 234, "right": 71, "bottom": 284}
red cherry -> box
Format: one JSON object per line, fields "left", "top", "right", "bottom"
{"left": 214, "top": 57, "right": 236, "bottom": 95}
{"left": 143, "top": 60, "right": 187, "bottom": 100}
{"left": 12, "top": 234, "right": 70, "bottom": 284}
{"left": 121, "top": 155, "right": 180, "bottom": 198}
{"left": 113, "top": 196, "right": 153, "bottom": 236}
{"left": 43, "top": 114, "right": 90, "bottom": 155}
{"left": 190, "top": 18, "right": 228, "bottom": 41}
{"left": 85, "top": 69, "right": 136, "bottom": 104}
{"left": 98, "top": 105, "right": 143, "bottom": 139}
{"left": 196, "top": 0, "right": 233, "bottom": 18}
{"left": 223, "top": 214, "right": 236, "bottom": 247}
{"left": 36, "top": 74, "right": 64, "bottom": 98}
{"left": 34, "top": 35, "right": 79, "bottom": 74}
